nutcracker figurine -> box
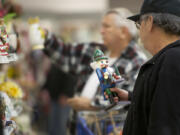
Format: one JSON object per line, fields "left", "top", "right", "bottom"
{"left": 0, "top": 18, "right": 10, "bottom": 63}
{"left": 90, "top": 49, "right": 124, "bottom": 104}
{"left": 6, "top": 21, "right": 19, "bottom": 62}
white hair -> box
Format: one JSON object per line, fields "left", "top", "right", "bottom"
{"left": 105, "top": 8, "right": 138, "bottom": 38}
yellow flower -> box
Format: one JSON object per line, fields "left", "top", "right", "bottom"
{"left": 0, "top": 82, "right": 23, "bottom": 99}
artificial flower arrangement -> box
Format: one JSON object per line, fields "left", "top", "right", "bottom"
{"left": 0, "top": 81, "right": 23, "bottom": 99}
{"left": 0, "top": 80, "right": 23, "bottom": 135}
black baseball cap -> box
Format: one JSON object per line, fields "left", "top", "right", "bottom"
{"left": 128, "top": 0, "right": 180, "bottom": 22}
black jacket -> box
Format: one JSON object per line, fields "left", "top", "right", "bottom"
{"left": 123, "top": 40, "right": 180, "bottom": 135}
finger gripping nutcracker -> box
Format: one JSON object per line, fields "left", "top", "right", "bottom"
{"left": 90, "top": 49, "right": 124, "bottom": 104}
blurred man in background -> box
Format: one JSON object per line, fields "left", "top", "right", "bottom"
{"left": 42, "top": 7, "right": 147, "bottom": 135}
{"left": 44, "top": 8, "right": 146, "bottom": 110}
{"left": 42, "top": 64, "right": 76, "bottom": 135}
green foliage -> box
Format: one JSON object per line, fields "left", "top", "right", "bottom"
{"left": 3, "top": 13, "right": 16, "bottom": 24}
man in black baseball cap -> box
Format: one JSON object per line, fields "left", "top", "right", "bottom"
{"left": 105, "top": 0, "right": 180, "bottom": 134}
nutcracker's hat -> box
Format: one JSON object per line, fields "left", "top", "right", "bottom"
{"left": 93, "top": 49, "right": 108, "bottom": 61}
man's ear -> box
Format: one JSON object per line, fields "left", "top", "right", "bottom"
{"left": 121, "top": 26, "right": 129, "bottom": 35}
{"left": 118, "top": 26, "right": 127, "bottom": 39}
{"left": 146, "top": 16, "right": 153, "bottom": 32}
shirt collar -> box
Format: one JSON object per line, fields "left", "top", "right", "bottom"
{"left": 121, "top": 40, "right": 136, "bottom": 57}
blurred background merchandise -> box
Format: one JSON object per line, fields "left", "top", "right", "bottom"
{"left": 0, "top": 0, "right": 149, "bottom": 135}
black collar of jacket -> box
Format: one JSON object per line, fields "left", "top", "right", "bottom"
{"left": 144, "top": 39, "right": 180, "bottom": 66}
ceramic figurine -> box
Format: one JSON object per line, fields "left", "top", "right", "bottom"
{"left": 90, "top": 49, "right": 124, "bottom": 104}
{"left": 28, "top": 17, "right": 45, "bottom": 50}
{"left": 0, "top": 18, "right": 10, "bottom": 63}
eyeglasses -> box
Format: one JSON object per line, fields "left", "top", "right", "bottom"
{"left": 135, "top": 15, "right": 149, "bottom": 30}
{"left": 135, "top": 21, "right": 141, "bottom": 29}
{"left": 135, "top": 16, "right": 143, "bottom": 29}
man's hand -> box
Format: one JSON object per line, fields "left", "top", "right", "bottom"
{"left": 104, "top": 88, "right": 129, "bottom": 103}
{"left": 58, "top": 95, "right": 68, "bottom": 106}
{"left": 67, "top": 97, "right": 99, "bottom": 111}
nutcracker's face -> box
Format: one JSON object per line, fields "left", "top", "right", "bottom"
{"left": 97, "top": 59, "right": 109, "bottom": 69}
